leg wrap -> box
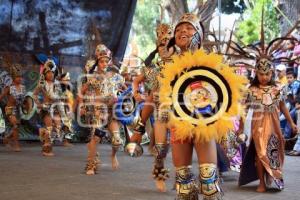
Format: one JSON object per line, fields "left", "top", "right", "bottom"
{"left": 42, "top": 144, "right": 53, "bottom": 154}
{"left": 152, "top": 143, "right": 169, "bottom": 181}
{"left": 199, "top": 163, "right": 223, "bottom": 200}
{"left": 155, "top": 143, "right": 169, "bottom": 159}
{"left": 157, "top": 109, "right": 170, "bottom": 123}
{"left": 175, "top": 166, "right": 199, "bottom": 200}
{"left": 111, "top": 131, "right": 123, "bottom": 150}
{"left": 85, "top": 159, "right": 98, "bottom": 173}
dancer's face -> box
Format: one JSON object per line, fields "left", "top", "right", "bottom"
{"left": 45, "top": 71, "right": 54, "bottom": 81}
{"left": 97, "top": 57, "right": 110, "bottom": 71}
{"left": 175, "top": 22, "right": 196, "bottom": 51}
{"left": 257, "top": 70, "right": 272, "bottom": 86}
{"left": 287, "top": 74, "right": 295, "bottom": 84}
{"left": 43, "top": 114, "right": 52, "bottom": 127}
{"left": 13, "top": 76, "right": 22, "bottom": 84}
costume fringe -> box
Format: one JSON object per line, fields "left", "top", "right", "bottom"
{"left": 159, "top": 49, "right": 248, "bottom": 143}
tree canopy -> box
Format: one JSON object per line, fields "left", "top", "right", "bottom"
{"left": 236, "top": 0, "right": 280, "bottom": 45}
{"left": 131, "top": 0, "right": 280, "bottom": 58}
{"left": 130, "top": 0, "right": 160, "bottom": 58}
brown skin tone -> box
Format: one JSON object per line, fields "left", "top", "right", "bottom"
{"left": 133, "top": 22, "right": 216, "bottom": 192}
{"left": 97, "top": 57, "right": 110, "bottom": 71}
{"left": 175, "top": 23, "right": 196, "bottom": 51}
{"left": 33, "top": 71, "right": 55, "bottom": 108}
{"left": 256, "top": 101, "right": 296, "bottom": 192}
{"left": 33, "top": 71, "right": 61, "bottom": 154}
{"left": 108, "top": 120, "right": 121, "bottom": 170}
{"left": 153, "top": 120, "right": 168, "bottom": 192}
{"left": 0, "top": 76, "right": 23, "bottom": 107}
{"left": 286, "top": 73, "right": 296, "bottom": 105}
{"left": 45, "top": 71, "right": 54, "bottom": 82}
{"left": 95, "top": 48, "right": 110, "bottom": 61}
{"left": 286, "top": 73, "right": 295, "bottom": 84}
{"left": 130, "top": 55, "right": 163, "bottom": 145}
{"left": 257, "top": 70, "right": 273, "bottom": 86}
{"left": 43, "top": 114, "right": 53, "bottom": 127}
{"left": 171, "top": 22, "right": 217, "bottom": 171}
{"left": 251, "top": 71, "right": 297, "bottom": 192}
{"left": 39, "top": 114, "right": 54, "bottom": 156}
{"left": 130, "top": 23, "right": 173, "bottom": 146}
{"left": 129, "top": 98, "right": 155, "bottom": 144}
{"left": 131, "top": 29, "right": 172, "bottom": 192}
{"left": 284, "top": 40, "right": 294, "bottom": 51}
{"left": 35, "top": 71, "right": 73, "bottom": 149}
{"left": 77, "top": 57, "right": 120, "bottom": 173}
{"left": 0, "top": 76, "right": 23, "bottom": 151}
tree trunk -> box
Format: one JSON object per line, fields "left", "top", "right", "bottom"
{"left": 277, "top": 0, "right": 300, "bottom": 35}
{"left": 165, "top": 0, "right": 188, "bottom": 24}
{"left": 197, "top": 0, "right": 217, "bottom": 32}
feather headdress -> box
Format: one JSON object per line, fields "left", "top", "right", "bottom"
{"left": 225, "top": 5, "right": 300, "bottom": 73}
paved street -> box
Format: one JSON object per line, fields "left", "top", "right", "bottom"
{"left": 0, "top": 143, "right": 299, "bottom": 200}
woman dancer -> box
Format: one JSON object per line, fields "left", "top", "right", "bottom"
{"left": 78, "top": 44, "right": 123, "bottom": 175}
{"left": 0, "top": 65, "right": 25, "bottom": 152}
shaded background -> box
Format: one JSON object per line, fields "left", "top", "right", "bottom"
{"left": 0, "top": 0, "right": 136, "bottom": 60}
{"left": 0, "top": 0, "right": 137, "bottom": 140}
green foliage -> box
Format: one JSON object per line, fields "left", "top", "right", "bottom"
{"left": 236, "top": 0, "right": 280, "bottom": 45}
{"left": 131, "top": 0, "right": 161, "bottom": 59}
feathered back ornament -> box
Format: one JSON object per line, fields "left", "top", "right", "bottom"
{"left": 43, "top": 59, "right": 58, "bottom": 77}
{"left": 225, "top": 5, "right": 300, "bottom": 73}
{"left": 35, "top": 53, "right": 60, "bottom": 78}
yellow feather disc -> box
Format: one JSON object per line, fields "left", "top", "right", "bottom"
{"left": 158, "top": 49, "right": 248, "bottom": 142}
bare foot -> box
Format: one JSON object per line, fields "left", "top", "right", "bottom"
{"left": 155, "top": 180, "right": 167, "bottom": 192}
{"left": 256, "top": 184, "right": 266, "bottom": 193}
{"left": 13, "top": 146, "right": 21, "bottom": 152}
{"left": 12, "top": 141, "right": 21, "bottom": 152}
{"left": 42, "top": 152, "right": 55, "bottom": 157}
{"left": 63, "top": 141, "right": 73, "bottom": 147}
{"left": 111, "top": 155, "right": 119, "bottom": 170}
{"left": 86, "top": 169, "right": 95, "bottom": 175}
{"left": 4, "top": 140, "right": 21, "bottom": 152}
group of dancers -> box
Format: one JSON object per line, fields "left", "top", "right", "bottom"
{"left": 1, "top": 12, "right": 299, "bottom": 200}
